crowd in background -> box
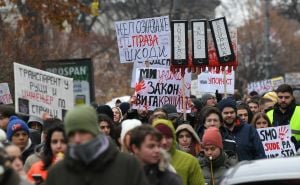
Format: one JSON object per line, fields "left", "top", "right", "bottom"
{"left": 0, "top": 83, "right": 299, "bottom": 185}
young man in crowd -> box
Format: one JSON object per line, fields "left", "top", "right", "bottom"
{"left": 130, "top": 125, "right": 183, "bottom": 185}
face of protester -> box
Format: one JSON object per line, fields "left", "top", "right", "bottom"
{"left": 99, "top": 121, "right": 110, "bottom": 136}
{"left": 0, "top": 116, "right": 9, "bottom": 130}
{"left": 237, "top": 109, "right": 249, "bottom": 123}
{"left": 160, "top": 135, "right": 173, "bottom": 152}
{"left": 112, "top": 108, "right": 121, "bottom": 123}
{"left": 68, "top": 130, "right": 94, "bottom": 145}
{"left": 132, "top": 135, "right": 161, "bottom": 165}
{"left": 5, "top": 145, "right": 23, "bottom": 173}
{"left": 248, "top": 102, "right": 259, "bottom": 114}
{"left": 204, "top": 113, "right": 221, "bottom": 128}
{"left": 11, "top": 130, "right": 29, "bottom": 151}
{"left": 206, "top": 97, "right": 217, "bottom": 106}
{"left": 29, "top": 122, "right": 43, "bottom": 132}
{"left": 255, "top": 117, "right": 269, "bottom": 129}
{"left": 203, "top": 144, "right": 221, "bottom": 160}
{"left": 222, "top": 107, "right": 236, "bottom": 127}
{"left": 277, "top": 92, "right": 294, "bottom": 110}
{"left": 51, "top": 131, "right": 67, "bottom": 156}
{"left": 178, "top": 130, "right": 192, "bottom": 148}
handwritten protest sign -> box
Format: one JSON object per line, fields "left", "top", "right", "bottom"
{"left": 132, "top": 68, "right": 191, "bottom": 112}
{"left": 197, "top": 67, "right": 235, "bottom": 94}
{"left": 0, "top": 83, "right": 13, "bottom": 104}
{"left": 14, "top": 63, "right": 74, "bottom": 119}
{"left": 130, "top": 59, "right": 170, "bottom": 88}
{"left": 115, "top": 16, "right": 171, "bottom": 63}
{"left": 257, "top": 125, "right": 296, "bottom": 158}
{"left": 247, "top": 76, "right": 284, "bottom": 95}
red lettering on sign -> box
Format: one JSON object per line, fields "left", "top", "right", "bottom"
{"left": 132, "top": 34, "right": 159, "bottom": 47}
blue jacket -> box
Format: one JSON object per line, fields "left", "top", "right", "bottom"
{"left": 226, "top": 120, "right": 266, "bottom": 161}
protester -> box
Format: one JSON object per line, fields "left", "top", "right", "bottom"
{"left": 4, "top": 143, "right": 27, "bottom": 179}
{"left": 153, "top": 118, "right": 205, "bottom": 185}
{"left": 199, "top": 127, "right": 237, "bottom": 185}
{"left": 266, "top": 84, "right": 300, "bottom": 144}
{"left": 197, "top": 106, "right": 237, "bottom": 158}
{"left": 148, "top": 107, "right": 168, "bottom": 125}
{"left": 251, "top": 112, "right": 272, "bottom": 129}
{"left": 0, "top": 147, "right": 31, "bottom": 185}
{"left": 162, "top": 104, "right": 181, "bottom": 129}
{"left": 247, "top": 98, "right": 260, "bottom": 115}
{"left": 237, "top": 103, "right": 253, "bottom": 123}
{"left": 27, "top": 116, "right": 43, "bottom": 133}
{"left": 0, "top": 128, "right": 7, "bottom": 142}
{"left": 217, "top": 98, "right": 266, "bottom": 161}
{"left": 98, "top": 114, "right": 116, "bottom": 137}
{"left": 130, "top": 125, "right": 183, "bottom": 185}
{"left": 6, "top": 116, "right": 34, "bottom": 163}
{"left": 27, "top": 124, "right": 67, "bottom": 184}
{"left": 0, "top": 104, "right": 15, "bottom": 131}
{"left": 46, "top": 105, "right": 148, "bottom": 185}
{"left": 259, "top": 97, "right": 276, "bottom": 113}
{"left": 112, "top": 107, "right": 123, "bottom": 124}
{"left": 201, "top": 94, "right": 217, "bottom": 107}
{"left": 120, "top": 119, "right": 142, "bottom": 152}
{"left": 96, "top": 104, "right": 114, "bottom": 121}
{"left": 24, "top": 118, "right": 63, "bottom": 173}
{"left": 175, "top": 124, "right": 202, "bottom": 157}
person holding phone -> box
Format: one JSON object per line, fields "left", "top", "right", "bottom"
{"left": 27, "top": 124, "right": 67, "bottom": 184}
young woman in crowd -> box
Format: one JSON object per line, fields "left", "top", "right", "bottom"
{"left": 175, "top": 124, "right": 202, "bottom": 157}
{"left": 251, "top": 112, "right": 272, "bottom": 129}
{"left": 27, "top": 124, "right": 67, "bottom": 184}
{"left": 112, "top": 107, "right": 123, "bottom": 124}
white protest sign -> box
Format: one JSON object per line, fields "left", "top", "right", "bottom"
{"left": 132, "top": 68, "right": 191, "bottom": 112}
{"left": 130, "top": 59, "right": 170, "bottom": 88}
{"left": 257, "top": 125, "right": 296, "bottom": 158}
{"left": 14, "top": 63, "right": 74, "bottom": 119}
{"left": 197, "top": 68, "right": 235, "bottom": 94}
{"left": 0, "top": 83, "right": 13, "bottom": 104}
{"left": 115, "top": 16, "right": 171, "bottom": 63}
{"left": 247, "top": 76, "right": 284, "bottom": 95}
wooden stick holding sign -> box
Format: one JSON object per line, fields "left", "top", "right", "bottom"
{"left": 223, "top": 69, "right": 228, "bottom": 98}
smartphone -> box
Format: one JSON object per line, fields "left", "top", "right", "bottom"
{"left": 32, "top": 174, "right": 43, "bottom": 185}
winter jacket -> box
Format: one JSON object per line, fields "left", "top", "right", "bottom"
{"left": 22, "top": 139, "right": 35, "bottom": 164}
{"left": 24, "top": 143, "right": 44, "bottom": 173}
{"left": 144, "top": 164, "right": 183, "bottom": 185}
{"left": 27, "top": 160, "right": 47, "bottom": 184}
{"left": 153, "top": 119, "right": 205, "bottom": 185}
{"left": 0, "top": 167, "right": 30, "bottom": 185}
{"left": 45, "top": 135, "right": 148, "bottom": 185}
{"left": 225, "top": 120, "right": 266, "bottom": 161}
{"left": 199, "top": 152, "right": 236, "bottom": 185}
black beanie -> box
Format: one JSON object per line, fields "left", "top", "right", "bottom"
{"left": 96, "top": 105, "right": 114, "bottom": 120}
{"left": 217, "top": 97, "right": 237, "bottom": 112}
{"left": 119, "top": 102, "right": 131, "bottom": 115}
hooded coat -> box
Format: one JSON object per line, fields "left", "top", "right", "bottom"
{"left": 153, "top": 119, "right": 205, "bottom": 185}
{"left": 45, "top": 136, "right": 148, "bottom": 185}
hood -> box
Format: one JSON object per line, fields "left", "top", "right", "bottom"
{"left": 175, "top": 124, "right": 201, "bottom": 145}
{"left": 152, "top": 119, "right": 177, "bottom": 155}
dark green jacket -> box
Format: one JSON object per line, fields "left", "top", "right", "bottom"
{"left": 45, "top": 140, "right": 148, "bottom": 185}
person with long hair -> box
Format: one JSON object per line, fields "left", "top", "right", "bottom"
{"left": 251, "top": 112, "right": 272, "bottom": 129}
{"left": 27, "top": 124, "right": 67, "bottom": 184}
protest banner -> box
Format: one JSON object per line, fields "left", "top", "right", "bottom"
{"left": 115, "top": 16, "right": 171, "bottom": 63}
{"left": 247, "top": 76, "right": 284, "bottom": 95}
{"left": 197, "top": 67, "right": 235, "bottom": 94}
{"left": 130, "top": 59, "right": 170, "bottom": 88}
{"left": 132, "top": 67, "right": 191, "bottom": 112}
{"left": 0, "top": 83, "right": 13, "bottom": 104}
{"left": 14, "top": 63, "right": 74, "bottom": 119}
{"left": 257, "top": 125, "right": 296, "bottom": 158}
{"left": 42, "top": 58, "right": 95, "bottom": 105}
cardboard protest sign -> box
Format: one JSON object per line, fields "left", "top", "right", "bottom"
{"left": 14, "top": 63, "right": 74, "bottom": 119}
{"left": 0, "top": 83, "right": 13, "bottom": 104}
{"left": 247, "top": 76, "right": 284, "bottom": 95}
{"left": 130, "top": 59, "right": 170, "bottom": 88}
{"left": 132, "top": 68, "right": 191, "bottom": 112}
{"left": 257, "top": 125, "right": 296, "bottom": 158}
{"left": 197, "top": 67, "right": 235, "bottom": 94}
{"left": 115, "top": 16, "right": 171, "bottom": 63}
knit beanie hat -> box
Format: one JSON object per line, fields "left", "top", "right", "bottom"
{"left": 217, "top": 97, "right": 237, "bottom": 112}
{"left": 155, "top": 124, "right": 173, "bottom": 138}
{"left": 0, "top": 129, "right": 6, "bottom": 142}
{"left": 201, "top": 94, "right": 215, "bottom": 105}
{"left": 263, "top": 91, "right": 278, "bottom": 104}
{"left": 6, "top": 116, "right": 29, "bottom": 141}
{"left": 96, "top": 105, "right": 114, "bottom": 121}
{"left": 120, "top": 119, "right": 142, "bottom": 145}
{"left": 119, "top": 102, "right": 131, "bottom": 115}
{"left": 202, "top": 127, "right": 223, "bottom": 149}
{"left": 162, "top": 104, "right": 179, "bottom": 119}
{"left": 65, "top": 105, "right": 99, "bottom": 137}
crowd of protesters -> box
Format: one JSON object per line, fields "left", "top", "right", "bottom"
{"left": 0, "top": 83, "right": 299, "bottom": 185}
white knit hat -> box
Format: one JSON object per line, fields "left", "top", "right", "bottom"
{"left": 0, "top": 129, "right": 7, "bottom": 142}
{"left": 120, "top": 119, "right": 142, "bottom": 145}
